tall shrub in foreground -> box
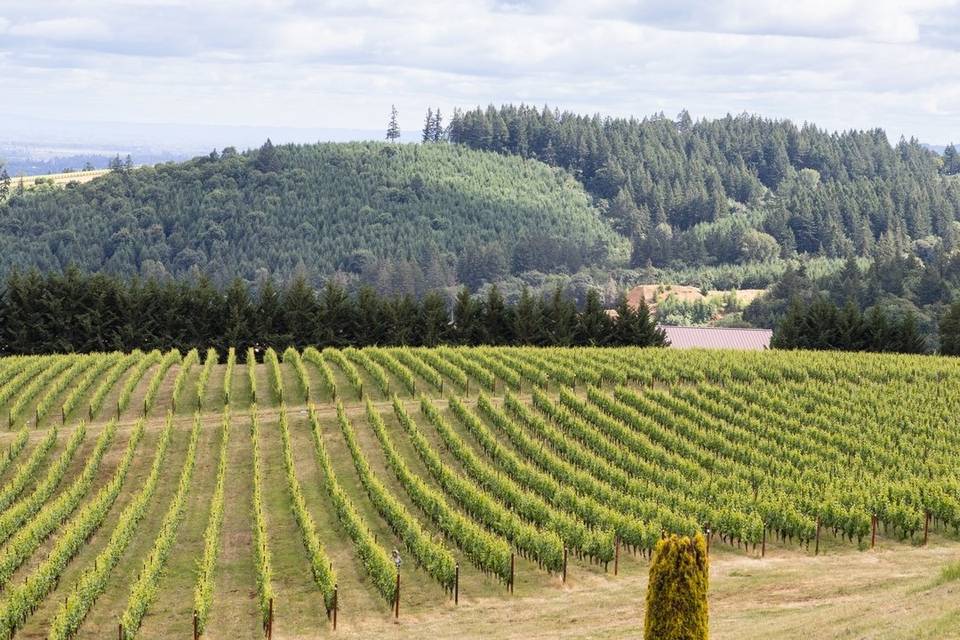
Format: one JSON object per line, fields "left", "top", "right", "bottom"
{"left": 644, "top": 533, "right": 708, "bottom": 640}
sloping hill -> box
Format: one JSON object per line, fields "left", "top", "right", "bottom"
{"left": 0, "top": 142, "right": 628, "bottom": 286}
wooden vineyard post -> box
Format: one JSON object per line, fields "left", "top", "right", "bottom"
{"left": 117, "top": 400, "right": 121, "bottom": 420}
{"left": 924, "top": 510, "right": 931, "bottom": 546}
{"left": 562, "top": 547, "right": 568, "bottom": 584}
{"left": 454, "top": 564, "right": 459, "bottom": 605}
{"left": 89, "top": 404, "right": 94, "bottom": 421}
{"left": 332, "top": 584, "right": 338, "bottom": 630}
{"left": 871, "top": 514, "right": 877, "bottom": 549}
{"left": 267, "top": 597, "right": 273, "bottom": 639}
{"left": 193, "top": 610, "right": 199, "bottom": 640}
{"left": 509, "top": 553, "right": 515, "bottom": 593}
{"left": 614, "top": 537, "right": 620, "bottom": 576}
{"left": 61, "top": 406, "right": 66, "bottom": 425}
{"left": 815, "top": 518, "right": 821, "bottom": 556}
{"left": 761, "top": 526, "right": 766, "bottom": 558}
{"left": 143, "top": 397, "right": 148, "bottom": 417}
{"left": 118, "top": 622, "right": 123, "bottom": 640}
{"left": 705, "top": 528, "right": 711, "bottom": 556}
{"left": 394, "top": 571, "right": 401, "bottom": 619}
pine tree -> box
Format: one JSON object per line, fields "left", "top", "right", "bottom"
{"left": 513, "top": 286, "right": 540, "bottom": 345}
{"left": 0, "top": 166, "right": 9, "bottom": 200}
{"left": 419, "top": 291, "right": 450, "bottom": 346}
{"left": 577, "top": 289, "right": 611, "bottom": 346}
{"left": 255, "top": 139, "right": 280, "bottom": 173}
{"left": 354, "top": 285, "right": 386, "bottom": 346}
{"left": 432, "top": 109, "right": 443, "bottom": 142}
{"left": 544, "top": 285, "right": 576, "bottom": 346}
{"left": 644, "top": 534, "right": 709, "bottom": 640}
{"left": 281, "top": 274, "right": 318, "bottom": 347}
{"left": 318, "top": 281, "right": 353, "bottom": 347}
{"left": 422, "top": 108, "right": 435, "bottom": 143}
{"left": 223, "top": 278, "right": 253, "bottom": 353}
{"left": 452, "top": 287, "right": 484, "bottom": 345}
{"left": 939, "top": 302, "right": 960, "bottom": 356}
{"left": 482, "top": 285, "right": 510, "bottom": 345}
{"left": 387, "top": 105, "right": 401, "bottom": 142}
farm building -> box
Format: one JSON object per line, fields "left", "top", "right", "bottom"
{"left": 661, "top": 326, "right": 772, "bottom": 350}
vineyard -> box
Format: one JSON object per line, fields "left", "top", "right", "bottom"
{"left": 0, "top": 346, "right": 955, "bottom": 638}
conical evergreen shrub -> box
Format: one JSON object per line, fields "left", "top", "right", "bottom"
{"left": 644, "top": 533, "right": 709, "bottom": 640}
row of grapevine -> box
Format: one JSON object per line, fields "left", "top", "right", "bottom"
{"left": 479, "top": 393, "right": 660, "bottom": 550}
{"left": 120, "top": 412, "right": 204, "bottom": 637}
{"left": 264, "top": 348, "right": 284, "bottom": 403}
{"left": 365, "top": 349, "right": 415, "bottom": 395}
{"left": 333, "top": 402, "right": 457, "bottom": 591}
{"left": 427, "top": 396, "right": 615, "bottom": 563}
{"left": 344, "top": 348, "right": 390, "bottom": 395}
{"left": 465, "top": 349, "right": 520, "bottom": 391}
{"left": 0, "top": 420, "right": 119, "bottom": 589}
{"left": 0, "top": 427, "right": 60, "bottom": 512}
{"left": 194, "top": 348, "right": 219, "bottom": 411}
{"left": 47, "top": 415, "right": 164, "bottom": 638}
{"left": 437, "top": 347, "right": 495, "bottom": 392}
{"left": 248, "top": 406, "right": 274, "bottom": 628}
{"left": 283, "top": 347, "right": 312, "bottom": 401}
{"left": 0, "top": 428, "right": 29, "bottom": 479}
{"left": 302, "top": 347, "right": 337, "bottom": 399}
{"left": 60, "top": 353, "right": 124, "bottom": 421}
{"left": 246, "top": 348, "right": 257, "bottom": 405}
{"left": 8, "top": 355, "right": 79, "bottom": 425}
{"left": 0, "top": 359, "right": 52, "bottom": 417}
{"left": 414, "top": 350, "right": 468, "bottom": 391}
{"left": 117, "top": 350, "right": 163, "bottom": 415}
{"left": 525, "top": 390, "right": 702, "bottom": 537}
{"left": 170, "top": 348, "right": 201, "bottom": 411}
{"left": 223, "top": 348, "right": 236, "bottom": 406}
{"left": 392, "top": 397, "right": 564, "bottom": 572}
{"left": 363, "top": 399, "right": 513, "bottom": 583}
{"left": 264, "top": 381, "right": 337, "bottom": 612}
{"left": 389, "top": 349, "right": 442, "bottom": 391}
{"left": 32, "top": 356, "right": 98, "bottom": 425}
{"left": 143, "top": 350, "right": 184, "bottom": 414}
{"left": 3, "top": 419, "right": 148, "bottom": 639}
{"left": 302, "top": 403, "right": 396, "bottom": 604}
{"left": 86, "top": 352, "right": 142, "bottom": 420}
{"left": 194, "top": 408, "right": 230, "bottom": 635}
{"left": 0, "top": 423, "right": 87, "bottom": 547}
{"left": 323, "top": 349, "right": 362, "bottom": 397}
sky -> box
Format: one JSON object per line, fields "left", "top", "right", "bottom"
{"left": 0, "top": 0, "right": 959, "bottom": 151}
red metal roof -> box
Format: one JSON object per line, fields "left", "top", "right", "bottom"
{"left": 661, "top": 326, "right": 772, "bottom": 350}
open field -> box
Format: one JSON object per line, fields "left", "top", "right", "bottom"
{"left": 7, "top": 169, "right": 112, "bottom": 190}
{"left": 0, "top": 346, "right": 955, "bottom": 638}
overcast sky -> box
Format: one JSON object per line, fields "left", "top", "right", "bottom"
{"left": 1, "top": 0, "right": 958, "bottom": 148}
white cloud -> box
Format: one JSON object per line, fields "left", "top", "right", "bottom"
{"left": 0, "top": 0, "right": 957, "bottom": 145}
{"left": 9, "top": 17, "right": 110, "bottom": 41}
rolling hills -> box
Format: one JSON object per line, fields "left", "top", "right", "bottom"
{"left": 0, "top": 142, "right": 627, "bottom": 289}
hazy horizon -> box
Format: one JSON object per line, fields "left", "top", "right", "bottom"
{"left": 1, "top": 0, "right": 958, "bottom": 162}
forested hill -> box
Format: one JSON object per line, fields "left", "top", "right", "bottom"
{"left": 448, "top": 106, "right": 960, "bottom": 268}
{"left": 0, "top": 141, "right": 627, "bottom": 290}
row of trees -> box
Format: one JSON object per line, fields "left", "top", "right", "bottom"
{"left": 771, "top": 297, "right": 927, "bottom": 353}
{"left": 0, "top": 269, "right": 666, "bottom": 355}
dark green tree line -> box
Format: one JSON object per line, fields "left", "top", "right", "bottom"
{"left": 0, "top": 268, "right": 665, "bottom": 355}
